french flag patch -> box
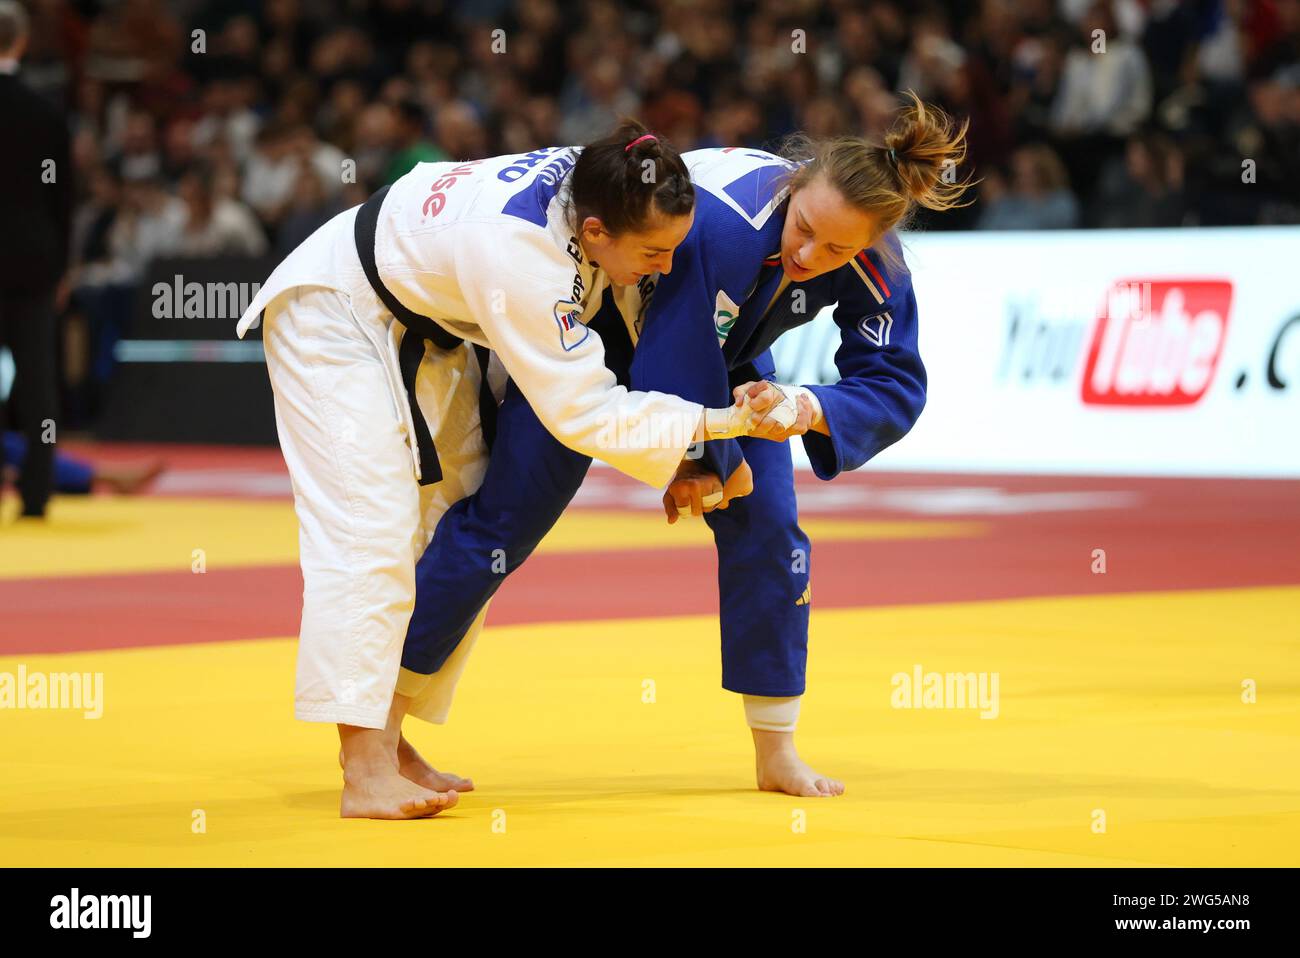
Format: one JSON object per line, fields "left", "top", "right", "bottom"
{"left": 554, "top": 299, "right": 589, "bottom": 351}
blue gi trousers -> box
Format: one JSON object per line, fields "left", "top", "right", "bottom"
{"left": 401, "top": 353, "right": 811, "bottom": 698}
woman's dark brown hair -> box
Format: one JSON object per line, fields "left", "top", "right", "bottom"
{"left": 568, "top": 119, "right": 694, "bottom": 236}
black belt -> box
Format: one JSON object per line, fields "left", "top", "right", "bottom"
{"left": 354, "top": 184, "right": 496, "bottom": 485}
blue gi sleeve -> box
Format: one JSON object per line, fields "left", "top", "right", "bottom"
{"left": 628, "top": 200, "right": 758, "bottom": 484}
{"left": 801, "top": 249, "right": 927, "bottom": 480}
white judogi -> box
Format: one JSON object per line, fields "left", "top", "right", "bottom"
{"left": 237, "top": 150, "right": 703, "bottom": 728}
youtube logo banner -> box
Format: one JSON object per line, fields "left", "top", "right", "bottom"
{"left": 772, "top": 227, "right": 1300, "bottom": 478}
{"left": 1082, "top": 280, "right": 1233, "bottom": 407}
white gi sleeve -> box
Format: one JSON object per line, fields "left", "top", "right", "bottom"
{"left": 454, "top": 225, "right": 703, "bottom": 488}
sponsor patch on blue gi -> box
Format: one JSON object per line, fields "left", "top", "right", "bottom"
{"left": 714, "top": 289, "right": 740, "bottom": 347}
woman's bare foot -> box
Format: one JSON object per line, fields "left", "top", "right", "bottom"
{"left": 339, "top": 751, "right": 458, "bottom": 820}
{"left": 336, "top": 694, "right": 457, "bottom": 820}
{"left": 752, "top": 729, "right": 845, "bottom": 798}
{"left": 336, "top": 735, "right": 474, "bottom": 793}
{"left": 397, "top": 735, "right": 474, "bottom": 792}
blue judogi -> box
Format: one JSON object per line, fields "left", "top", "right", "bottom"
{"left": 3, "top": 432, "right": 94, "bottom": 495}
{"left": 401, "top": 148, "right": 926, "bottom": 696}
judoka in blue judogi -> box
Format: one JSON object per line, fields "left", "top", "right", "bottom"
{"left": 400, "top": 147, "right": 928, "bottom": 725}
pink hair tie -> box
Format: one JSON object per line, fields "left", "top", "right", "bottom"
{"left": 625, "top": 133, "right": 657, "bottom": 152}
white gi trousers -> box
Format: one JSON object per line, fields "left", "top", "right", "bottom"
{"left": 262, "top": 283, "right": 491, "bottom": 729}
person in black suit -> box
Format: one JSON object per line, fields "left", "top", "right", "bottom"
{"left": 0, "top": 1, "right": 71, "bottom": 519}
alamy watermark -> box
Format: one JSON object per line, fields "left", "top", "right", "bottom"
{"left": 50, "top": 889, "right": 150, "bottom": 938}
{"left": 594, "top": 409, "right": 701, "bottom": 455}
{"left": 0, "top": 665, "right": 103, "bottom": 719}
{"left": 152, "top": 274, "right": 261, "bottom": 320}
{"left": 891, "top": 664, "right": 1000, "bottom": 719}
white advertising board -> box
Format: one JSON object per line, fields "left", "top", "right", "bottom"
{"left": 772, "top": 227, "right": 1300, "bottom": 477}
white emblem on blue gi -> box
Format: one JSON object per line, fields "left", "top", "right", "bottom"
{"left": 858, "top": 311, "right": 893, "bottom": 347}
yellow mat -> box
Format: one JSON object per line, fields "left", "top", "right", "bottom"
{"left": 1, "top": 586, "right": 1296, "bottom": 866}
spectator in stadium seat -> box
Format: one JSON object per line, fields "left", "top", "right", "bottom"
{"left": 1093, "top": 132, "right": 1186, "bottom": 228}
{"left": 112, "top": 109, "right": 164, "bottom": 184}
{"left": 1222, "top": 73, "right": 1300, "bottom": 224}
{"left": 1008, "top": 27, "right": 1071, "bottom": 146}
{"left": 1050, "top": 6, "right": 1153, "bottom": 138}
{"left": 558, "top": 54, "right": 639, "bottom": 144}
{"left": 112, "top": 172, "right": 185, "bottom": 276}
{"left": 1249, "top": 0, "right": 1300, "bottom": 80}
{"left": 241, "top": 122, "right": 300, "bottom": 227}
{"left": 317, "top": 78, "right": 368, "bottom": 153}
{"left": 897, "top": 12, "right": 966, "bottom": 101}
{"left": 432, "top": 100, "right": 487, "bottom": 164}
{"left": 1050, "top": 2, "right": 1153, "bottom": 200}
{"left": 190, "top": 77, "right": 262, "bottom": 165}
{"left": 176, "top": 164, "right": 268, "bottom": 257}
{"left": 351, "top": 102, "right": 399, "bottom": 189}
{"left": 286, "top": 123, "right": 347, "bottom": 198}
{"left": 977, "top": 143, "right": 1080, "bottom": 230}
{"left": 276, "top": 159, "right": 346, "bottom": 258}
{"left": 72, "top": 171, "right": 181, "bottom": 395}
{"left": 697, "top": 93, "right": 761, "bottom": 149}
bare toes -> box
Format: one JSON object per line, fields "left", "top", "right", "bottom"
{"left": 400, "top": 794, "right": 446, "bottom": 817}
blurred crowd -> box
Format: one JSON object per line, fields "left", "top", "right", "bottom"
{"left": 7, "top": 0, "right": 1300, "bottom": 423}
{"left": 13, "top": 0, "right": 1298, "bottom": 262}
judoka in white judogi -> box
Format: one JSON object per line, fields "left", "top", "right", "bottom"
{"left": 236, "top": 148, "right": 728, "bottom": 729}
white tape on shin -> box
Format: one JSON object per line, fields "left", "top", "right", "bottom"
{"left": 743, "top": 694, "right": 802, "bottom": 732}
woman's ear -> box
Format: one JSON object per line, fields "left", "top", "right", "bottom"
{"left": 580, "top": 215, "right": 607, "bottom": 244}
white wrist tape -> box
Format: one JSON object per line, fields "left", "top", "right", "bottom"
{"left": 743, "top": 694, "right": 802, "bottom": 732}
{"left": 763, "top": 384, "right": 800, "bottom": 429}
{"left": 763, "top": 384, "right": 822, "bottom": 430}
{"left": 787, "top": 385, "right": 823, "bottom": 426}
{"left": 703, "top": 395, "right": 754, "bottom": 439}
